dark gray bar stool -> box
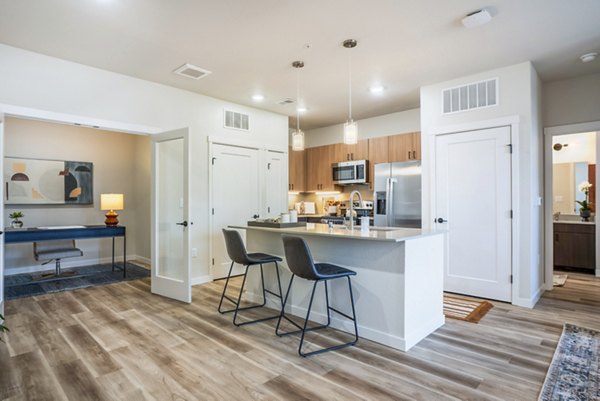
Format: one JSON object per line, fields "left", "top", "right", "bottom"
{"left": 219, "top": 229, "right": 284, "bottom": 326}
{"left": 276, "top": 235, "right": 359, "bottom": 357}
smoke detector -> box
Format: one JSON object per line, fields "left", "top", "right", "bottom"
{"left": 580, "top": 52, "right": 598, "bottom": 63}
{"left": 173, "top": 63, "right": 212, "bottom": 80}
{"left": 461, "top": 8, "right": 493, "bottom": 28}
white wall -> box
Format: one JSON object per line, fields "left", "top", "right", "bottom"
{"left": 543, "top": 72, "right": 600, "bottom": 128}
{"left": 304, "top": 108, "right": 420, "bottom": 148}
{"left": 420, "top": 61, "right": 543, "bottom": 307}
{"left": 3, "top": 117, "right": 150, "bottom": 272}
{"left": 0, "top": 44, "right": 288, "bottom": 280}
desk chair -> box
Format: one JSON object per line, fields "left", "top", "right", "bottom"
{"left": 33, "top": 240, "right": 83, "bottom": 277}
{"left": 276, "top": 235, "right": 359, "bottom": 357}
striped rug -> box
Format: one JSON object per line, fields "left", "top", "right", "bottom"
{"left": 443, "top": 295, "right": 494, "bottom": 323}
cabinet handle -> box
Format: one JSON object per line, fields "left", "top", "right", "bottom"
{"left": 351, "top": 153, "right": 354, "bottom": 160}
{"left": 412, "top": 150, "right": 416, "bottom": 159}
{"left": 292, "top": 184, "right": 294, "bottom": 190}
{"left": 555, "top": 234, "right": 559, "bottom": 242}
{"left": 346, "top": 153, "right": 350, "bottom": 161}
{"left": 408, "top": 151, "right": 411, "bottom": 160}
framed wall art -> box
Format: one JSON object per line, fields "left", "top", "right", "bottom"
{"left": 4, "top": 157, "right": 93, "bottom": 205}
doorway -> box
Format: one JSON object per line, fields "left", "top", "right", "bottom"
{"left": 549, "top": 131, "right": 597, "bottom": 281}
{"left": 434, "top": 126, "right": 513, "bottom": 302}
{"left": 209, "top": 143, "right": 260, "bottom": 279}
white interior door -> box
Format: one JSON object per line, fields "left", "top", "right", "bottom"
{"left": 210, "top": 143, "right": 259, "bottom": 279}
{"left": 265, "top": 150, "right": 287, "bottom": 218}
{"left": 151, "top": 128, "right": 191, "bottom": 303}
{"left": 435, "top": 126, "right": 512, "bottom": 302}
{"left": 0, "top": 114, "right": 4, "bottom": 314}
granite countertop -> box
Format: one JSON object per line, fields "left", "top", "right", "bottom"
{"left": 553, "top": 220, "right": 596, "bottom": 225}
{"left": 230, "top": 223, "right": 443, "bottom": 243}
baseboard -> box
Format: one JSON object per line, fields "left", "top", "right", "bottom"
{"left": 191, "top": 275, "right": 212, "bottom": 286}
{"left": 513, "top": 285, "right": 545, "bottom": 308}
{"left": 4, "top": 254, "right": 143, "bottom": 276}
{"left": 132, "top": 255, "right": 151, "bottom": 265}
{"left": 596, "top": 269, "right": 600, "bottom": 277}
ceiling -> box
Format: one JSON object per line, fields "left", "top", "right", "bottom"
{"left": 1, "top": 0, "right": 599, "bottom": 130}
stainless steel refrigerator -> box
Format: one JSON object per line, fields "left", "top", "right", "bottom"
{"left": 373, "top": 161, "right": 422, "bottom": 228}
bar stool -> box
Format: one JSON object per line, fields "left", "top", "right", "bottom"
{"left": 276, "top": 235, "right": 359, "bottom": 357}
{"left": 219, "top": 229, "right": 284, "bottom": 326}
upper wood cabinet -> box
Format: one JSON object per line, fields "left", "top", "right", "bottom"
{"left": 332, "top": 140, "right": 368, "bottom": 162}
{"left": 368, "top": 136, "right": 389, "bottom": 189}
{"left": 306, "top": 145, "right": 338, "bottom": 192}
{"left": 288, "top": 147, "right": 305, "bottom": 192}
{"left": 388, "top": 132, "right": 421, "bottom": 162}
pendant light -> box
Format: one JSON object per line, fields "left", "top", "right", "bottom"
{"left": 291, "top": 60, "right": 305, "bottom": 151}
{"left": 343, "top": 39, "right": 358, "bottom": 145}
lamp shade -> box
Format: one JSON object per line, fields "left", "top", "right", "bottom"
{"left": 100, "top": 194, "right": 124, "bottom": 211}
{"left": 343, "top": 120, "right": 358, "bottom": 145}
{"left": 292, "top": 129, "right": 305, "bottom": 151}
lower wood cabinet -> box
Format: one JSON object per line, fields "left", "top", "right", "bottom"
{"left": 553, "top": 223, "right": 596, "bottom": 270}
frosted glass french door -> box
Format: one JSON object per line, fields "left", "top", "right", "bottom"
{"left": 151, "top": 128, "right": 191, "bottom": 303}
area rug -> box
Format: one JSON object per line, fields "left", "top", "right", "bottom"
{"left": 553, "top": 274, "right": 569, "bottom": 287}
{"left": 539, "top": 324, "right": 600, "bottom": 401}
{"left": 443, "top": 295, "right": 494, "bottom": 323}
{"left": 4, "top": 263, "right": 150, "bottom": 300}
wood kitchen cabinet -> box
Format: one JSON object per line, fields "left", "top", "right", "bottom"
{"left": 332, "top": 140, "right": 369, "bottom": 162}
{"left": 306, "top": 145, "right": 338, "bottom": 192}
{"left": 388, "top": 132, "right": 421, "bottom": 162}
{"left": 554, "top": 223, "right": 596, "bottom": 270}
{"left": 288, "top": 147, "right": 305, "bottom": 192}
{"left": 368, "top": 136, "right": 389, "bottom": 189}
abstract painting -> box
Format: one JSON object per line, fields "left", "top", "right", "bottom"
{"left": 4, "top": 157, "right": 93, "bottom": 205}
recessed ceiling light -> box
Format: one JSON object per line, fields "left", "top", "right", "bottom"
{"left": 252, "top": 94, "right": 265, "bottom": 101}
{"left": 580, "top": 52, "right": 598, "bottom": 63}
{"left": 296, "top": 106, "right": 307, "bottom": 113}
{"left": 369, "top": 85, "right": 385, "bottom": 94}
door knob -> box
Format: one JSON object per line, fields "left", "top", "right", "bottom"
{"left": 176, "top": 221, "right": 188, "bottom": 227}
{"left": 436, "top": 218, "right": 447, "bottom": 223}
{"left": 252, "top": 214, "right": 260, "bottom": 219}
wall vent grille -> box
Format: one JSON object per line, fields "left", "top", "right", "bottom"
{"left": 442, "top": 78, "right": 498, "bottom": 114}
{"left": 224, "top": 109, "right": 250, "bottom": 131}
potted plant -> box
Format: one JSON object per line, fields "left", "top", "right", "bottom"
{"left": 576, "top": 181, "right": 593, "bottom": 222}
{"left": 0, "top": 313, "right": 8, "bottom": 343}
{"left": 9, "top": 211, "right": 24, "bottom": 228}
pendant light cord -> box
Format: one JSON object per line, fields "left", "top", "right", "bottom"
{"left": 348, "top": 49, "right": 352, "bottom": 121}
{"left": 297, "top": 66, "right": 300, "bottom": 131}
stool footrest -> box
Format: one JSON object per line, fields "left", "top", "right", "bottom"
{"left": 328, "top": 306, "right": 355, "bottom": 321}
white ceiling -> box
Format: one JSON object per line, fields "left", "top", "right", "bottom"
{"left": 1, "top": 0, "right": 599, "bottom": 130}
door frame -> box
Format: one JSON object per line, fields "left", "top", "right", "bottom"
{"left": 0, "top": 103, "right": 159, "bottom": 313}
{"left": 544, "top": 121, "right": 600, "bottom": 288}
{"left": 426, "top": 115, "right": 520, "bottom": 305}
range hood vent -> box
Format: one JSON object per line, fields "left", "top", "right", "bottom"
{"left": 442, "top": 78, "right": 498, "bottom": 114}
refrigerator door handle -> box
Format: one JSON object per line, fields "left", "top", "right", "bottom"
{"left": 388, "top": 178, "right": 396, "bottom": 227}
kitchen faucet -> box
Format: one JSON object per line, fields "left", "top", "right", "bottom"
{"left": 348, "top": 190, "right": 363, "bottom": 230}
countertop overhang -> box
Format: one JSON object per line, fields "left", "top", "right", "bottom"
{"left": 230, "top": 223, "right": 444, "bottom": 242}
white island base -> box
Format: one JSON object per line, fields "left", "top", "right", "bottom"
{"left": 233, "top": 224, "right": 445, "bottom": 352}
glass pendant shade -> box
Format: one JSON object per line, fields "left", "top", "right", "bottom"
{"left": 343, "top": 120, "right": 358, "bottom": 145}
{"left": 292, "top": 129, "right": 305, "bottom": 151}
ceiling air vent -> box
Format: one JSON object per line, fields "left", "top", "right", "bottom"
{"left": 442, "top": 78, "right": 498, "bottom": 114}
{"left": 224, "top": 109, "right": 250, "bottom": 131}
{"left": 173, "top": 63, "right": 212, "bottom": 80}
{"left": 276, "top": 98, "right": 295, "bottom": 106}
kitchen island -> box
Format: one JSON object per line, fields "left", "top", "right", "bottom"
{"left": 230, "top": 223, "right": 446, "bottom": 351}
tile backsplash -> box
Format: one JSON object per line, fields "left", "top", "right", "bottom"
{"left": 288, "top": 185, "right": 372, "bottom": 215}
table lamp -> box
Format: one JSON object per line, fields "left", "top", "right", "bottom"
{"left": 101, "top": 194, "right": 124, "bottom": 226}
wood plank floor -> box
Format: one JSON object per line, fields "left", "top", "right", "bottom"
{"left": 1, "top": 271, "right": 599, "bottom": 400}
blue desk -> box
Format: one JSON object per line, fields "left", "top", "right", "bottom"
{"left": 4, "top": 225, "right": 127, "bottom": 277}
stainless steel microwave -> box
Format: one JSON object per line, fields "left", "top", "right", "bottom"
{"left": 332, "top": 160, "right": 368, "bottom": 185}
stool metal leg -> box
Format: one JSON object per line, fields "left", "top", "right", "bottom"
{"left": 227, "top": 261, "right": 285, "bottom": 327}
{"left": 218, "top": 261, "right": 237, "bottom": 314}
{"left": 276, "top": 275, "right": 359, "bottom": 357}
